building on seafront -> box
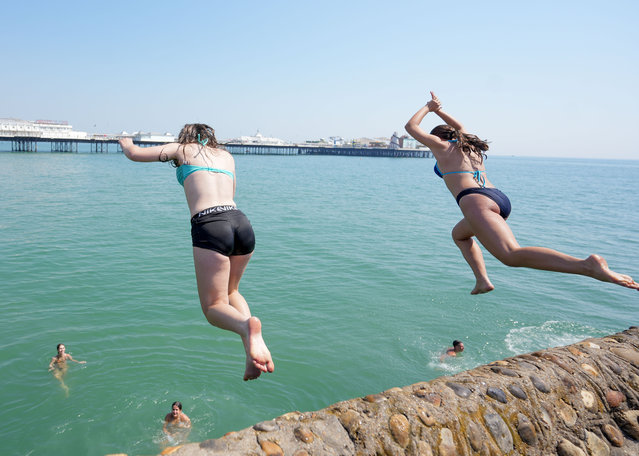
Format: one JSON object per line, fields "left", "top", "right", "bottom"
{"left": 0, "top": 118, "right": 89, "bottom": 139}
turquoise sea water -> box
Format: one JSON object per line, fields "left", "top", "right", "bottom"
{"left": 1, "top": 151, "right": 637, "bottom": 456}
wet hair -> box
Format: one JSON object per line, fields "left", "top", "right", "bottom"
{"left": 172, "top": 401, "right": 183, "bottom": 410}
{"left": 162, "top": 123, "right": 221, "bottom": 167}
{"left": 57, "top": 343, "right": 64, "bottom": 351}
{"left": 452, "top": 340, "right": 462, "bottom": 348}
{"left": 430, "top": 125, "right": 489, "bottom": 163}
{"left": 177, "top": 123, "right": 219, "bottom": 148}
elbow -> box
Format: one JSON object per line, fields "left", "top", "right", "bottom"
{"left": 404, "top": 123, "right": 415, "bottom": 136}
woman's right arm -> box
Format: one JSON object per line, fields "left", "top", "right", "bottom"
{"left": 119, "top": 138, "right": 181, "bottom": 163}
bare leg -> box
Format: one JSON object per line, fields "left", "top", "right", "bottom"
{"left": 193, "top": 248, "right": 275, "bottom": 380}
{"left": 452, "top": 218, "right": 494, "bottom": 294}
{"left": 228, "top": 254, "right": 274, "bottom": 380}
{"left": 458, "top": 194, "right": 639, "bottom": 290}
{"left": 52, "top": 368, "right": 69, "bottom": 397}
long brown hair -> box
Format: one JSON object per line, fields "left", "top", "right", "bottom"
{"left": 162, "top": 123, "right": 221, "bottom": 167}
{"left": 430, "top": 125, "right": 489, "bottom": 162}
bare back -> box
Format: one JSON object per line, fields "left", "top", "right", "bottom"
{"left": 177, "top": 144, "right": 237, "bottom": 216}
{"left": 430, "top": 142, "right": 495, "bottom": 197}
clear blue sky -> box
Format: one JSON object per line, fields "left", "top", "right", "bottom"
{"left": 2, "top": 0, "right": 637, "bottom": 158}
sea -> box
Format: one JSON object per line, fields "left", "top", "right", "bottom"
{"left": 0, "top": 149, "right": 637, "bottom": 456}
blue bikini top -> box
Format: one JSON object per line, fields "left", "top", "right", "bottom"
{"left": 176, "top": 164, "right": 235, "bottom": 186}
{"left": 434, "top": 140, "right": 486, "bottom": 188}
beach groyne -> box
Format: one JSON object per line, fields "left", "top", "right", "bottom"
{"left": 152, "top": 327, "right": 639, "bottom": 456}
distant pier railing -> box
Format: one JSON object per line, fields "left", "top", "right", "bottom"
{"left": 0, "top": 136, "right": 432, "bottom": 158}
{"left": 224, "top": 143, "right": 431, "bottom": 158}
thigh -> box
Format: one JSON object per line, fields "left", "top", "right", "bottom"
{"left": 458, "top": 194, "right": 520, "bottom": 257}
{"left": 193, "top": 247, "right": 231, "bottom": 308}
{"left": 229, "top": 253, "right": 252, "bottom": 292}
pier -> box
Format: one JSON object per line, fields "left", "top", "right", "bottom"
{"left": 0, "top": 137, "right": 432, "bottom": 158}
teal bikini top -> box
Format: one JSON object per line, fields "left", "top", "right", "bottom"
{"left": 176, "top": 164, "right": 235, "bottom": 186}
{"left": 433, "top": 140, "right": 486, "bottom": 188}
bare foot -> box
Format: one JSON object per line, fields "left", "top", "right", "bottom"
{"left": 586, "top": 255, "right": 639, "bottom": 290}
{"left": 243, "top": 316, "right": 274, "bottom": 381}
{"left": 471, "top": 278, "right": 495, "bottom": 295}
{"left": 244, "top": 356, "right": 262, "bottom": 381}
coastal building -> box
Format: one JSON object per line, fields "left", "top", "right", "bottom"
{"left": 389, "top": 132, "right": 400, "bottom": 149}
{"left": 227, "top": 131, "right": 289, "bottom": 146}
{"left": 132, "top": 131, "right": 176, "bottom": 143}
{"left": 0, "top": 118, "right": 88, "bottom": 139}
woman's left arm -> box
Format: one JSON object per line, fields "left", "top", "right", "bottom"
{"left": 119, "top": 138, "right": 181, "bottom": 163}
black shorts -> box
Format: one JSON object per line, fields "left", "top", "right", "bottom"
{"left": 190, "top": 206, "right": 256, "bottom": 256}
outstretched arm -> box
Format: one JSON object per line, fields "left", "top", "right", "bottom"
{"left": 66, "top": 354, "right": 86, "bottom": 364}
{"left": 119, "top": 138, "right": 181, "bottom": 163}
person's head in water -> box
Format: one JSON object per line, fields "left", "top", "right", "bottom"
{"left": 171, "top": 401, "right": 183, "bottom": 418}
{"left": 430, "top": 124, "right": 489, "bottom": 162}
{"left": 56, "top": 344, "right": 65, "bottom": 356}
{"left": 177, "top": 124, "right": 218, "bottom": 148}
{"left": 452, "top": 340, "right": 464, "bottom": 353}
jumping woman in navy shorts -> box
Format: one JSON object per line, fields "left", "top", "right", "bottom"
{"left": 406, "top": 92, "right": 639, "bottom": 294}
{"left": 120, "top": 124, "right": 274, "bottom": 380}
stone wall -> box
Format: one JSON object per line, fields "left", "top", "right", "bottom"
{"left": 157, "top": 327, "right": 639, "bottom": 456}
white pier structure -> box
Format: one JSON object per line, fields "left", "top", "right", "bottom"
{"left": 0, "top": 118, "right": 175, "bottom": 152}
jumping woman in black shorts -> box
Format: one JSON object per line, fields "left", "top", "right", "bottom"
{"left": 120, "top": 124, "right": 274, "bottom": 380}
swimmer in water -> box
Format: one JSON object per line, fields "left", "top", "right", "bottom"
{"left": 440, "top": 340, "right": 464, "bottom": 361}
{"left": 405, "top": 91, "right": 639, "bottom": 294}
{"left": 163, "top": 401, "right": 191, "bottom": 441}
{"left": 48, "top": 343, "right": 85, "bottom": 395}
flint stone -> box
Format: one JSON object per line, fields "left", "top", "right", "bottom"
{"left": 254, "top": 420, "right": 279, "bottom": 432}
{"left": 438, "top": 428, "right": 457, "bottom": 456}
{"left": 507, "top": 384, "right": 528, "bottom": 400}
{"left": 586, "top": 431, "right": 610, "bottom": 456}
{"left": 293, "top": 426, "right": 314, "bottom": 443}
{"left": 389, "top": 414, "right": 410, "bottom": 448}
{"left": 486, "top": 386, "right": 508, "bottom": 404}
{"left": 490, "top": 366, "right": 519, "bottom": 377}
{"left": 615, "top": 410, "right": 639, "bottom": 439}
{"left": 415, "top": 389, "right": 442, "bottom": 406}
{"left": 466, "top": 421, "right": 484, "bottom": 451}
{"left": 602, "top": 424, "right": 624, "bottom": 447}
{"left": 418, "top": 408, "right": 436, "bottom": 426}
{"left": 605, "top": 390, "right": 625, "bottom": 408}
{"left": 581, "top": 363, "right": 599, "bottom": 376}
{"left": 484, "top": 412, "right": 513, "bottom": 453}
{"left": 446, "top": 382, "right": 472, "bottom": 398}
{"left": 611, "top": 348, "right": 639, "bottom": 367}
{"left": 339, "top": 409, "right": 361, "bottom": 434}
{"left": 581, "top": 390, "right": 597, "bottom": 410}
{"left": 516, "top": 413, "right": 538, "bottom": 446}
{"left": 260, "top": 440, "right": 284, "bottom": 456}
{"left": 558, "top": 400, "right": 577, "bottom": 427}
{"left": 364, "top": 393, "right": 385, "bottom": 403}
{"left": 557, "top": 439, "right": 586, "bottom": 456}
{"left": 530, "top": 375, "right": 550, "bottom": 393}
{"left": 416, "top": 440, "right": 434, "bottom": 456}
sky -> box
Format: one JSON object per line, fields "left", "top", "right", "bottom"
{"left": 2, "top": 0, "right": 638, "bottom": 159}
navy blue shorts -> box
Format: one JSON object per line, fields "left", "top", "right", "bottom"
{"left": 456, "top": 187, "right": 512, "bottom": 219}
{"left": 190, "top": 206, "right": 255, "bottom": 256}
